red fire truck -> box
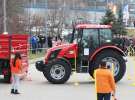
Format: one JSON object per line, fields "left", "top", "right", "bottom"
{"left": 0, "top": 34, "right": 29, "bottom": 83}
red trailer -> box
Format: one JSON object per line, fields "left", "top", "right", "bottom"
{"left": 0, "top": 34, "right": 29, "bottom": 83}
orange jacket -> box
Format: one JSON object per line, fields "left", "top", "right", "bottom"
{"left": 95, "top": 68, "right": 115, "bottom": 93}
{"left": 11, "top": 59, "right": 22, "bottom": 74}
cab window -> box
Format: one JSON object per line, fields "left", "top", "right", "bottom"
{"left": 82, "top": 29, "right": 99, "bottom": 48}
{"left": 99, "top": 29, "right": 112, "bottom": 44}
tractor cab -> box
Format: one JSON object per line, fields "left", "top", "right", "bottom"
{"left": 70, "top": 24, "right": 113, "bottom": 72}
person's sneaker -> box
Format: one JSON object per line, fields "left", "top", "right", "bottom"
{"left": 11, "top": 89, "right": 14, "bottom": 94}
{"left": 14, "top": 90, "right": 20, "bottom": 94}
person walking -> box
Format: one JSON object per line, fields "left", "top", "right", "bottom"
{"left": 11, "top": 52, "right": 22, "bottom": 94}
{"left": 94, "top": 61, "right": 116, "bottom": 100}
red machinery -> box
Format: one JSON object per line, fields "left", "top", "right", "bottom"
{"left": 0, "top": 34, "right": 29, "bottom": 83}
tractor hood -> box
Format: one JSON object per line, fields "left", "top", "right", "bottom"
{"left": 49, "top": 43, "right": 77, "bottom": 52}
{"left": 45, "top": 43, "right": 77, "bottom": 63}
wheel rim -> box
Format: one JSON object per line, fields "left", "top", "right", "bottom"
{"left": 102, "top": 57, "right": 120, "bottom": 76}
{"left": 50, "top": 64, "right": 65, "bottom": 80}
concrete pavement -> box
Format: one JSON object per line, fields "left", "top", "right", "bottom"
{"left": 0, "top": 57, "right": 135, "bottom": 100}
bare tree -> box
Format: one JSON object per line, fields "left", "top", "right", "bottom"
{"left": 0, "top": 0, "right": 28, "bottom": 33}
{"left": 1, "top": 0, "right": 122, "bottom": 34}
{"left": 7, "top": 0, "right": 26, "bottom": 33}
{"left": 32, "top": 15, "right": 45, "bottom": 34}
{"left": 9, "top": 15, "right": 27, "bottom": 33}
{"left": 47, "top": 8, "right": 67, "bottom": 36}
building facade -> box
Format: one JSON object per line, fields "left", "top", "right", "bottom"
{"left": 26, "top": 0, "right": 135, "bottom": 26}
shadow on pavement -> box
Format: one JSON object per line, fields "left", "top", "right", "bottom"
{"left": 39, "top": 80, "right": 95, "bottom": 86}
{"left": 0, "top": 79, "right": 7, "bottom": 84}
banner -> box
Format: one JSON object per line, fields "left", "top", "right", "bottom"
{"left": 123, "top": 4, "right": 129, "bottom": 26}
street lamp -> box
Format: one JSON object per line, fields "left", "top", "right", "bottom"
{"left": 3, "top": 0, "right": 8, "bottom": 34}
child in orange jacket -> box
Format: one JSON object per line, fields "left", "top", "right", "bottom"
{"left": 95, "top": 61, "right": 116, "bottom": 100}
{"left": 11, "top": 52, "right": 22, "bottom": 94}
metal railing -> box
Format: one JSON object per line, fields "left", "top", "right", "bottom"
{"left": 125, "top": 44, "right": 135, "bottom": 56}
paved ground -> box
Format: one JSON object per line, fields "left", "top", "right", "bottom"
{"left": 0, "top": 57, "right": 135, "bottom": 100}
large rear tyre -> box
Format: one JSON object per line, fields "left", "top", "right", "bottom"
{"left": 43, "top": 60, "right": 71, "bottom": 84}
{"left": 89, "top": 50, "right": 126, "bottom": 82}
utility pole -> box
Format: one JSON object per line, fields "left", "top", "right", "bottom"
{"left": 3, "top": 0, "right": 7, "bottom": 33}
{"left": 94, "top": 0, "right": 97, "bottom": 23}
{"left": 33, "top": 0, "right": 36, "bottom": 5}
{"left": 45, "top": 0, "right": 48, "bottom": 35}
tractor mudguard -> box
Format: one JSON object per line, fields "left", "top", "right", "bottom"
{"left": 90, "top": 45, "right": 125, "bottom": 61}
{"left": 57, "top": 57, "right": 72, "bottom": 68}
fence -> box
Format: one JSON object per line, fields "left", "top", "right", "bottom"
{"left": 125, "top": 44, "right": 135, "bottom": 56}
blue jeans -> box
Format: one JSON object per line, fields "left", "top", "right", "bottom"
{"left": 32, "top": 43, "right": 37, "bottom": 54}
{"left": 11, "top": 74, "right": 20, "bottom": 90}
{"left": 97, "top": 93, "right": 111, "bottom": 100}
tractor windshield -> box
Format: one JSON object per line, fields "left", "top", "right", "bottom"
{"left": 69, "top": 28, "right": 112, "bottom": 46}
{"left": 99, "top": 28, "right": 112, "bottom": 44}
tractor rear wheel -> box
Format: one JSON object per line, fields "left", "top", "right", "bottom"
{"left": 89, "top": 50, "right": 126, "bottom": 82}
{"left": 43, "top": 60, "right": 71, "bottom": 84}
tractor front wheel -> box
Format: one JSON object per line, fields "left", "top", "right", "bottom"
{"left": 43, "top": 60, "right": 71, "bottom": 84}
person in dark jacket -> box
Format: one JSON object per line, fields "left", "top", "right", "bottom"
{"left": 37, "top": 34, "right": 43, "bottom": 52}
{"left": 47, "top": 35, "right": 52, "bottom": 48}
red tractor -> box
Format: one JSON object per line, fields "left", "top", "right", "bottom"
{"left": 36, "top": 24, "right": 126, "bottom": 84}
